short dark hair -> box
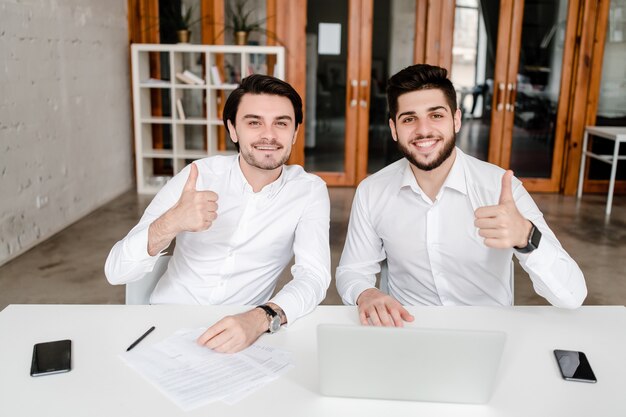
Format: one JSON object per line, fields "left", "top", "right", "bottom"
{"left": 222, "top": 74, "right": 303, "bottom": 130}
{"left": 386, "top": 64, "right": 457, "bottom": 121}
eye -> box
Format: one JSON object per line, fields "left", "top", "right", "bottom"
{"left": 276, "top": 121, "right": 288, "bottom": 127}
{"left": 431, "top": 113, "right": 444, "bottom": 119}
{"left": 401, "top": 116, "right": 415, "bottom": 124}
{"left": 248, "top": 120, "right": 261, "bottom": 126}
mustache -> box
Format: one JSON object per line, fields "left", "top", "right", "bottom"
{"left": 252, "top": 139, "right": 283, "bottom": 148}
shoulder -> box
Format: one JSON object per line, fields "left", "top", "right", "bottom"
{"left": 359, "top": 158, "right": 405, "bottom": 189}
{"left": 356, "top": 158, "right": 406, "bottom": 197}
{"left": 283, "top": 164, "right": 328, "bottom": 191}
{"left": 458, "top": 149, "right": 525, "bottom": 203}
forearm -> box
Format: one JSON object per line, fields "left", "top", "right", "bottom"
{"left": 518, "top": 234, "right": 587, "bottom": 308}
{"left": 147, "top": 209, "right": 180, "bottom": 256}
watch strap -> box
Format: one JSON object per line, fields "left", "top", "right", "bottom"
{"left": 514, "top": 221, "right": 541, "bottom": 253}
{"left": 257, "top": 304, "right": 277, "bottom": 318}
{"left": 256, "top": 304, "right": 280, "bottom": 333}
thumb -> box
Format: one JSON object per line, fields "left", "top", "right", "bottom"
{"left": 499, "top": 170, "right": 514, "bottom": 205}
{"left": 183, "top": 163, "right": 199, "bottom": 192}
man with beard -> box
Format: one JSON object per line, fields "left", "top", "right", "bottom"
{"left": 106, "top": 75, "right": 330, "bottom": 352}
{"left": 336, "top": 64, "right": 586, "bottom": 327}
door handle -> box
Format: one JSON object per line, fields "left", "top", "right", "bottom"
{"left": 359, "top": 80, "right": 368, "bottom": 108}
{"left": 506, "top": 83, "right": 517, "bottom": 112}
{"left": 350, "top": 79, "right": 358, "bottom": 108}
{"left": 495, "top": 83, "right": 505, "bottom": 112}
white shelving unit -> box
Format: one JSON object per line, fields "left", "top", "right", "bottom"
{"left": 131, "top": 43, "right": 285, "bottom": 194}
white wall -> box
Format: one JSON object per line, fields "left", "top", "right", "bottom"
{"left": 0, "top": 0, "right": 133, "bottom": 266}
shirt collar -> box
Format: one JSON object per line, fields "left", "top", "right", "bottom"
{"left": 398, "top": 147, "right": 468, "bottom": 197}
{"left": 231, "top": 155, "right": 287, "bottom": 198}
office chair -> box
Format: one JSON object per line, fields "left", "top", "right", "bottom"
{"left": 125, "top": 256, "right": 171, "bottom": 305}
{"left": 378, "top": 259, "right": 515, "bottom": 305}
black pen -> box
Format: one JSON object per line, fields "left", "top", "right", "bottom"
{"left": 126, "top": 326, "right": 155, "bottom": 351}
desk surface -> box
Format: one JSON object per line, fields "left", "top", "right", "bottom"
{"left": 1, "top": 305, "right": 625, "bottom": 417}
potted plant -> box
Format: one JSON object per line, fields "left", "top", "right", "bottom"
{"left": 160, "top": 3, "right": 203, "bottom": 43}
{"left": 226, "top": 0, "right": 271, "bottom": 45}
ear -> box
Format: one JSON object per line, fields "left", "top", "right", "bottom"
{"left": 292, "top": 126, "right": 300, "bottom": 144}
{"left": 227, "top": 120, "right": 238, "bottom": 144}
{"left": 453, "top": 108, "right": 462, "bottom": 133}
{"left": 388, "top": 118, "right": 398, "bottom": 142}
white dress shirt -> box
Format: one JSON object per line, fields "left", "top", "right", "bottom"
{"left": 105, "top": 155, "right": 331, "bottom": 324}
{"left": 336, "top": 148, "right": 587, "bottom": 308}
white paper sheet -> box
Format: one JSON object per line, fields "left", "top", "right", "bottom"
{"left": 120, "top": 328, "right": 293, "bottom": 411}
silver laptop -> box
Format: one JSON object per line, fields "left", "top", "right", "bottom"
{"left": 317, "top": 324, "right": 506, "bottom": 404}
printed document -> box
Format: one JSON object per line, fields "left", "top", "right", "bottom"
{"left": 120, "top": 328, "right": 293, "bottom": 410}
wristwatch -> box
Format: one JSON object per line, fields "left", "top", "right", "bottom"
{"left": 514, "top": 221, "right": 542, "bottom": 254}
{"left": 257, "top": 304, "right": 282, "bottom": 333}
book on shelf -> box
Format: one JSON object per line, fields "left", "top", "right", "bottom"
{"left": 142, "top": 77, "right": 169, "bottom": 86}
{"left": 175, "top": 72, "right": 196, "bottom": 85}
{"left": 176, "top": 98, "right": 186, "bottom": 120}
{"left": 210, "top": 66, "right": 223, "bottom": 85}
{"left": 182, "top": 70, "right": 205, "bottom": 85}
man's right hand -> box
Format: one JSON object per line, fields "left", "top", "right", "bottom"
{"left": 356, "top": 288, "right": 414, "bottom": 327}
{"left": 168, "top": 163, "right": 219, "bottom": 233}
{"left": 147, "top": 163, "right": 218, "bottom": 255}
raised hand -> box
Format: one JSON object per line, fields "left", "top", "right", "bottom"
{"left": 356, "top": 288, "right": 415, "bottom": 327}
{"left": 170, "top": 163, "right": 219, "bottom": 233}
{"left": 147, "top": 163, "right": 218, "bottom": 255}
{"left": 474, "top": 170, "right": 532, "bottom": 249}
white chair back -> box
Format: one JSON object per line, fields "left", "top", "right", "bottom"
{"left": 125, "top": 256, "right": 171, "bottom": 305}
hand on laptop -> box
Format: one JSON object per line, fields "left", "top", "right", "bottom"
{"left": 356, "top": 288, "right": 414, "bottom": 327}
{"left": 196, "top": 308, "right": 267, "bottom": 353}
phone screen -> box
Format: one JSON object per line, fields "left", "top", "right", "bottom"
{"left": 553, "top": 349, "right": 596, "bottom": 383}
{"left": 30, "top": 339, "right": 72, "bottom": 377}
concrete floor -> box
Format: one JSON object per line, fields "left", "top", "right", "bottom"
{"left": 1, "top": 187, "right": 625, "bottom": 311}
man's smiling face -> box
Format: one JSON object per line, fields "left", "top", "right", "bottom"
{"left": 228, "top": 93, "right": 298, "bottom": 172}
{"left": 389, "top": 88, "right": 461, "bottom": 172}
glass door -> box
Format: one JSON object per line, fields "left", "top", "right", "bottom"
{"left": 451, "top": 0, "right": 575, "bottom": 192}
{"left": 304, "top": 0, "right": 416, "bottom": 185}
{"left": 304, "top": 0, "right": 362, "bottom": 185}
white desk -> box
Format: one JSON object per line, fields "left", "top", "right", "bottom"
{"left": 577, "top": 126, "right": 626, "bottom": 215}
{"left": 1, "top": 305, "right": 625, "bottom": 417}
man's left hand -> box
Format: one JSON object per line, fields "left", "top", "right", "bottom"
{"left": 196, "top": 308, "right": 267, "bottom": 353}
{"left": 474, "top": 170, "right": 533, "bottom": 249}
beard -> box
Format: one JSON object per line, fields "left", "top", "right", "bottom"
{"left": 239, "top": 139, "right": 292, "bottom": 171}
{"left": 396, "top": 131, "right": 456, "bottom": 172}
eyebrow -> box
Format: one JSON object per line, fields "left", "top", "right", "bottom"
{"left": 242, "top": 114, "right": 293, "bottom": 122}
{"left": 397, "top": 106, "right": 449, "bottom": 119}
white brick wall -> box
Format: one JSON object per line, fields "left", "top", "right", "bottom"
{"left": 0, "top": 0, "right": 133, "bottom": 265}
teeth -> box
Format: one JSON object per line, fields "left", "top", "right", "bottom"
{"left": 415, "top": 140, "right": 436, "bottom": 148}
{"left": 256, "top": 146, "right": 278, "bottom": 150}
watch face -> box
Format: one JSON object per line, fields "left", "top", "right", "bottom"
{"left": 269, "top": 315, "right": 281, "bottom": 333}
{"left": 530, "top": 226, "right": 542, "bottom": 249}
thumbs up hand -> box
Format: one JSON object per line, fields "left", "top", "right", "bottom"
{"left": 170, "top": 163, "right": 219, "bottom": 233}
{"left": 474, "top": 170, "right": 532, "bottom": 249}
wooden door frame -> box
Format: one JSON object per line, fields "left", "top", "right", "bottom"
{"left": 562, "top": 0, "right": 618, "bottom": 195}
{"left": 355, "top": 0, "right": 374, "bottom": 184}
{"left": 488, "top": 0, "right": 606, "bottom": 193}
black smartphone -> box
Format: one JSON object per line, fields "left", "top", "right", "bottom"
{"left": 30, "top": 339, "right": 72, "bottom": 377}
{"left": 553, "top": 349, "right": 596, "bottom": 383}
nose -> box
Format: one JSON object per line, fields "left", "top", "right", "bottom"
{"left": 261, "top": 124, "right": 277, "bottom": 140}
{"left": 413, "top": 118, "right": 433, "bottom": 137}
